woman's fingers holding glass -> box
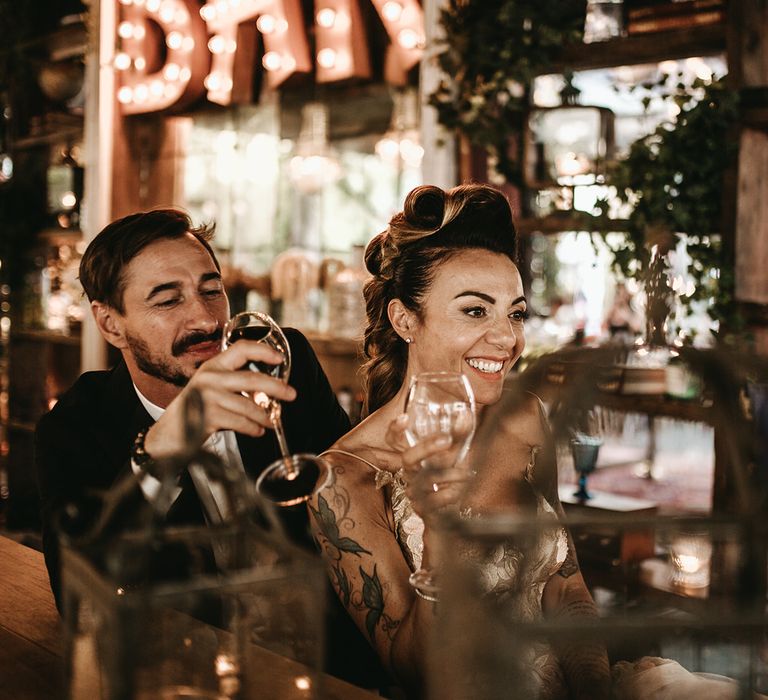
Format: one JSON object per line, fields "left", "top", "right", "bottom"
{"left": 408, "top": 467, "right": 468, "bottom": 515}
{"left": 400, "top": 433, "right": 453, "bottom": 473}
{"left": 384, "top": 413, "right": 410, "bottom": 452}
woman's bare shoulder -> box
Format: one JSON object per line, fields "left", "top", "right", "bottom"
{"left": 487, "top": 390, "right": 547, "bottom": 443}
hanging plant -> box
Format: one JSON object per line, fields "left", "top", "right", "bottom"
{"left": 599, "top": 77, "right": 741, "bottom": 342}
{"left": 428, "top": 0, "right": 585, "bottom": 185}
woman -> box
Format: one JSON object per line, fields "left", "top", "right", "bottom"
{"left": 308, "top": 184, "right": 610, "bottom": 698}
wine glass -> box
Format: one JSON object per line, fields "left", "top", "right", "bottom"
{"left": 221, "top": 311, "right": 329, "bottom": 507}
{"left": 403, "top": 371, "right": 476, "bottom": 596}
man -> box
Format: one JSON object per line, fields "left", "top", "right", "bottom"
{"left": 34, "top": 208, "right": 351, "bottom": 604}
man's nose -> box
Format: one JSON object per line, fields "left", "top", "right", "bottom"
{"left": 186, "top": 294, "right": 220, "bottom": 332}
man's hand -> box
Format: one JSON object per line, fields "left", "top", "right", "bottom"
{"left": 144, "top": 340, "right": 297, "bottom": 459}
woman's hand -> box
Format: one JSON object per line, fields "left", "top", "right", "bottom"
{"left": 385, "top": 413, "right": 471, "bottom": 519}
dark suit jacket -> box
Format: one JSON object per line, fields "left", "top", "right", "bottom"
{"left": 35, "top": 328, "right": 350, "bottom": 601}
{"left": 34, "top": 329, "right": 388, "bottom": 689}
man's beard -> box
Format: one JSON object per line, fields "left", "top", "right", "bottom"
{"left": 125, "top": 328, "right": 222, "bottom": 388}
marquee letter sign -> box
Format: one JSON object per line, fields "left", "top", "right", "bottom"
{"left": 115, "top": 0, "right": 424, "bottom": 113}
{"left": 115, "top": 0, "right": 209, "bottom": 114}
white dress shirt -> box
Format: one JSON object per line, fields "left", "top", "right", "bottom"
{"left": 131, "top": 385, "right": 247, "bottom": 524}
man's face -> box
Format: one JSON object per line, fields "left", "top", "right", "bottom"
{"left": 114, "top": 234, "right": 230, "bottom": 399}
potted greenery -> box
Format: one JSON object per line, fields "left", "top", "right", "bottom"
{"left": 428, "top": 0, "right": 585, "bottom": 185}
{"left": 599, "top": 77, "right": 741, "bottom": 344}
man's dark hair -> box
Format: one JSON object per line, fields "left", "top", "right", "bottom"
{"left": 79, "top": 209, "right": 219, "bottom": 312}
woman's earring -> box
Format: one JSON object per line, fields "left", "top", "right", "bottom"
{"left": 405, "top": 337, "right": 412, "bottom": 344}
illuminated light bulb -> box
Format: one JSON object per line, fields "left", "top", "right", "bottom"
{"left": 114, "top": 52, "right": 131, "bottom": 70}
{"left": 133, "top": 23, "right": 146, "bottom": 40}
{"left": 316, "top": 8, "right": 336, "bottom": 28}
{"left": 134, "top": 56, "right": 147, "bottom": 70}
{"left": 295, "top": 676, "right": 312, "bottom": 691}
{"left": 256, "top": 14, "right": 277, "bottom": 34}
{"left": 118, "top": 21, "right": 134, "bottom": 39}
{"left": 317, "top": 48, "right": 336, "bottom": 69}
{"left": 174, "top": 7, "right": 189, "bottom": 23}
{"left": 375, "top": 136, "right": 399, "bottom": 162}
{"left": 225, "top": 39, "right": 237, "bottom": 53}
{"left": 166, "top": 31, "right": 183, "bottom": 49}
{"left": 200, "top": 4, "right": 216, "bottom": 21}
{"left": 182, "top": 36, "right": 195, "bottom": 51}
{"left": 334, "top": 9, "right": 351, "bottom": 31}
{"left": 61, "top": 192, "right": 77, "bottom": 208}
{"left": 204, "top": 72, "right": 222, "bottom": 90}
{"left": 163, "top": 62, "right": 181, "bottom": 80}
{"left": 400, "top": 138, "right": 424, "bottom": 168}
{"left": 159, "top": 1, "right": 175, "bottom": 23}
{"left": 164, "top": 83, "right": 177, "bottom": 97}
{"left": 275, "top": 18, "right": 289, "bottom": 33}
{"left": 146, "top": 0, "right": 160, "bottom": 11}
{"left": 117, "top": 86, "right": 134, "bottom": 103}
{"left": 282, "top": 54, "right": 296, "bottom": 71}
{"left": 262, "top": 51, "right": 283, "bottom": 71}
{"left": 397, "top": 28, "right": 421, "bottom": 50}
{"left": 179, "top": 66, "right": 192, "bottom": 81}
{"left": 382, "top": 1, "right": 403, "bottom": 22}
{"left": 150, "top": 79, "right": 164, "bottom": 96}
{"left": 215, "top": 0, "right": 229, "bottom": 14}
{"left": 134, "top": 0, "right": 145, "bottom": 6}
{"left": 118, "top": 0, "right": 133, "bottom": 5}
{"left": 222, "top": 76, "right": 234, "bottom": 92}
{"left": 208, "top": 34, "right": 226, "bottom": 54}
{"left": 134, "top": 83, "right": 149, "bottom": 102}
{"left": 335, "top": 50, "right": 351, "bottom": 71}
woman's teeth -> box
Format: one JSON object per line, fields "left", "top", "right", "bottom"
{"left": 467, "top": 358, "right": 503, "bottom": 374}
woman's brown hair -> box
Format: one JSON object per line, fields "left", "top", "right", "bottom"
{"left": 361, "top": 183, "right": 518, "bottom": 415}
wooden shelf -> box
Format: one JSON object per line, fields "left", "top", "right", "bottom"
{"left": 550, "top": 24, "right": 727, "bottom": 74}
{"left": 6, "top": 420, "right": 36, "bottom": 434}
{"left": 12, "top": 330, "right": 81, "bottom": 346}
{"left": 595, "top": 391, "right": 713, "bottom": 423}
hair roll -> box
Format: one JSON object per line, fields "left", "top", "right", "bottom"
{"left": 361, "top": 183, "right": 518, "bottom": 415}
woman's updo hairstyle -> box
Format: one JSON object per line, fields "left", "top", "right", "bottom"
{"left": 362, "top": 183, "right": 518, "bottom": 414}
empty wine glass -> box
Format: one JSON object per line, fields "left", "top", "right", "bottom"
{"left": 221, "top": 311, "right": 329, "bottom": 507}
{"left": 403, "top": 371, "right": 476, "bottom": 596}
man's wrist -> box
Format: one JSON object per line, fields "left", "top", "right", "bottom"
{"left": 132, "top": 427, "right": 154, "bottom": 469}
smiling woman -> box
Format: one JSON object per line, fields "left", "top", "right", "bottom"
{"left": 308, "top": 184, "right": 610, "bottom": 699}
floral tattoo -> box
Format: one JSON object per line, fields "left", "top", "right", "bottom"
{"left": 310, "top": 474, "right": 400, "bottom": 644}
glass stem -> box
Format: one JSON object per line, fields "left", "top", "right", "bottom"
{"left": 269, "top": 401, "right": 296, "bottom": 475}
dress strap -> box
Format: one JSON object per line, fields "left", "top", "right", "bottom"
{"left": 321, "top": 448, "right": 383, "bottom": 473}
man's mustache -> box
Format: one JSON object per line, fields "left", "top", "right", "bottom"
{"left": 172, "top": 329, "right": 222, "bottom": 356}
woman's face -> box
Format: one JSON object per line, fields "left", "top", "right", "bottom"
{"left": 404, "top": 248, "right": 526, "bottom": 407}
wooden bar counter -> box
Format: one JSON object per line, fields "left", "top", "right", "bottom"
{"left": 0, "top": 535, "right": 379, "bottom": 700}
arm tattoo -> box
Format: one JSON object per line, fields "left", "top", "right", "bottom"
{"left": 309, "top": 467, "right": 401, "bottom": 645}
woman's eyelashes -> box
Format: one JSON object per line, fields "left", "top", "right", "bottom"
{"left": 461, "top": 305, "right": 529, "bottom": 322}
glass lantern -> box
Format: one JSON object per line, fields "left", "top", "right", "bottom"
{"left": 60, "top": 397, "right": 327, "bottom": 700}
{"left": 424, "top": 346, "right": 768, "bottom": 700}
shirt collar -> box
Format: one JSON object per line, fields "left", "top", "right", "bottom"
{"left": 133, "top": 383, "right": 165, "bottom": 422}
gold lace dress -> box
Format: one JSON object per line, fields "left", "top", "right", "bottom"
{"left": 324, "top": 447, "right": 570, "bottom": 698}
